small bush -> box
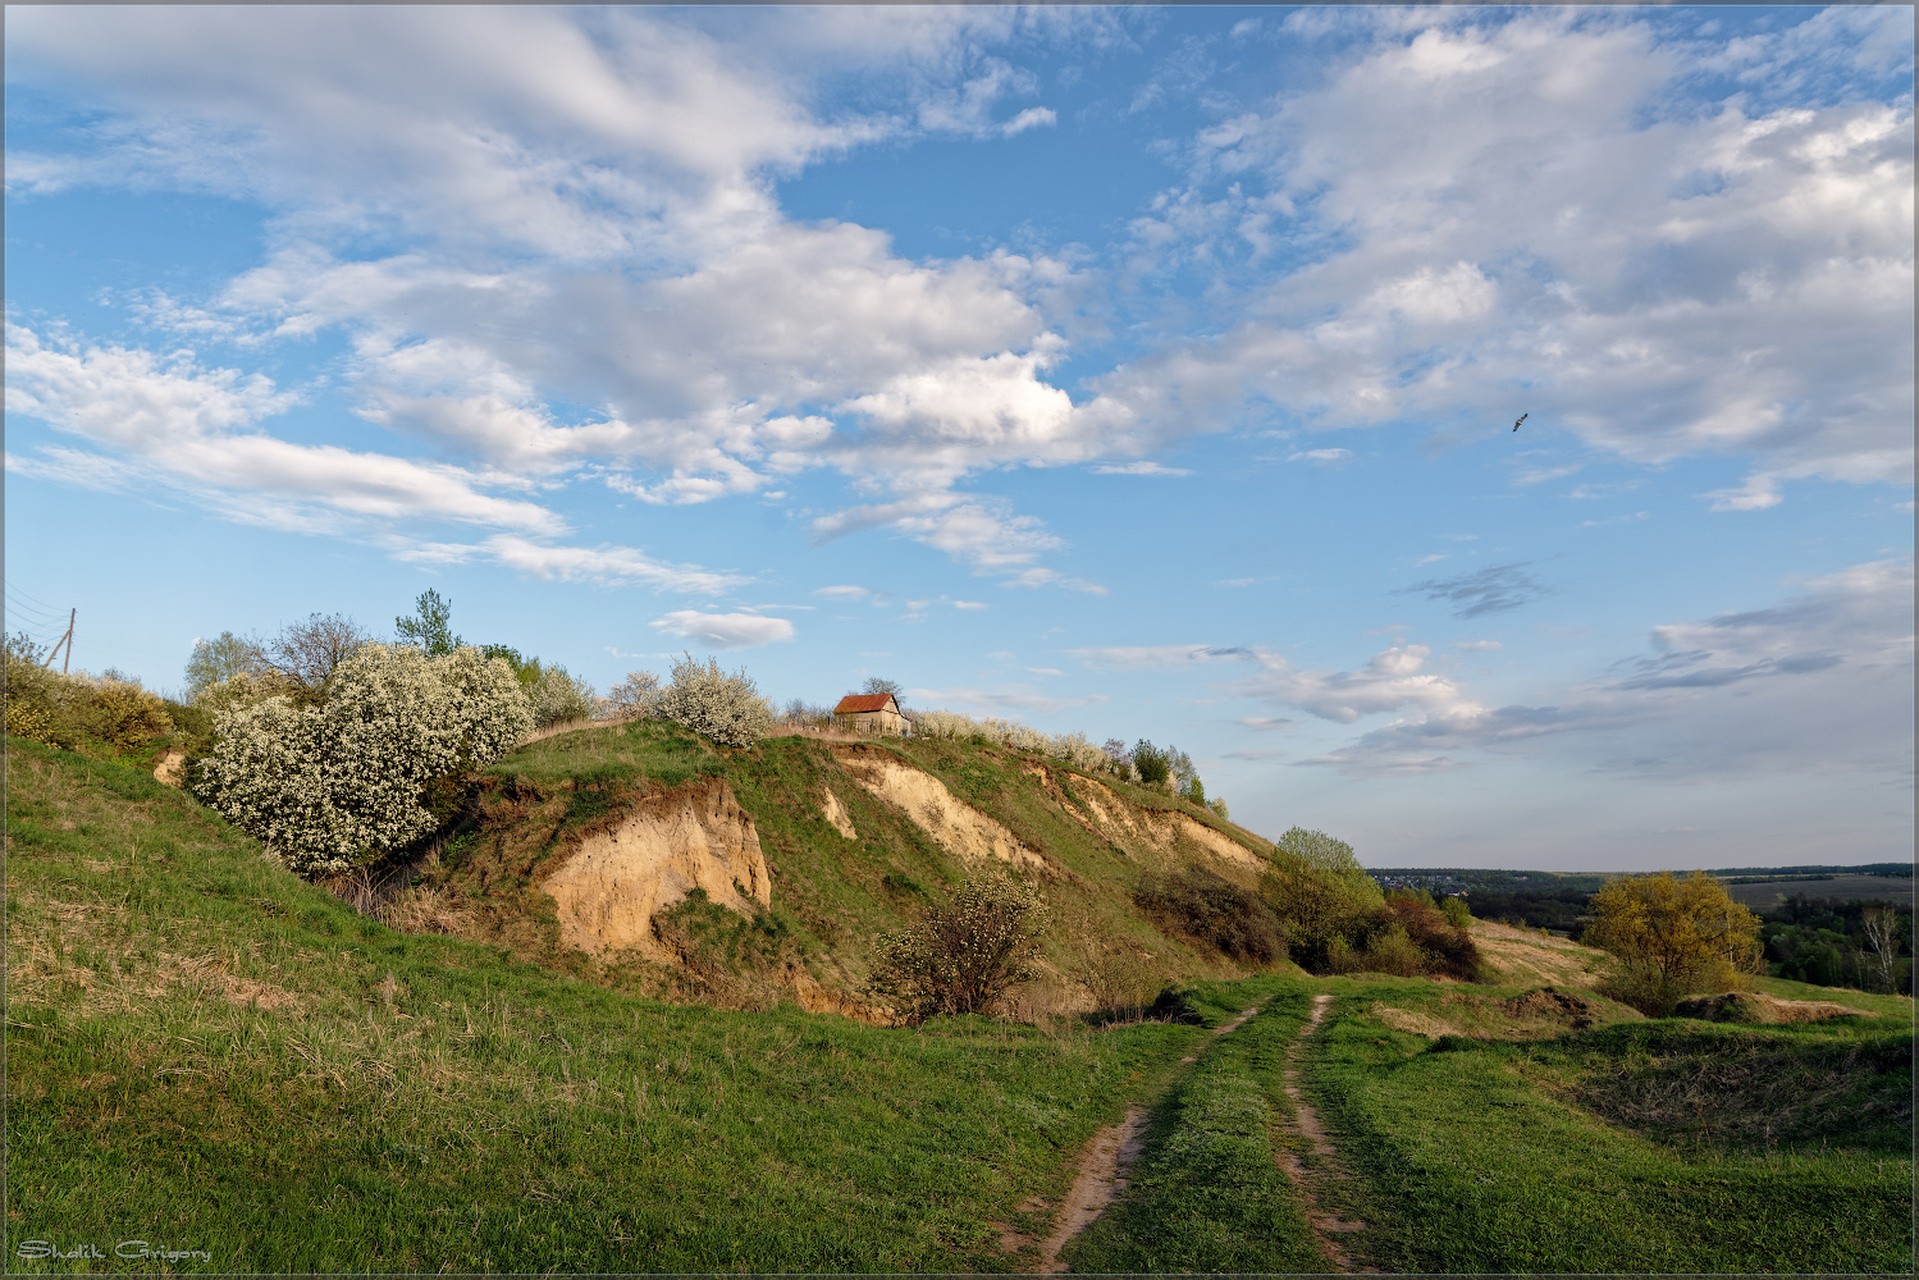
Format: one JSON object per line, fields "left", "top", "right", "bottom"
{"left": 1135, "top": 866, "right": 1286, "bottom": 964}
{"left": 4, "top": 637, "right": 176, "bottom": 760}
{"left": 657, "top": 654, "right": 773, "bottom": 749}
{"left": 870, "top": 875, "right": 1048, "bottom": 1024}
{"left": 1382, "top": 891, "right": 1485, "bottom": 980}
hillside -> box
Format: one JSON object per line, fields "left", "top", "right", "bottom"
{"left": 7, "top": 734, "right": 1911, "bottom": 1273}
{"left": 395, "top": 720, "right": 1287, "bottom": 1017}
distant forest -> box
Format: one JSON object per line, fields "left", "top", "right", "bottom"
{"left": 1369, "top": 865, "right": 1914, "bottom": 995}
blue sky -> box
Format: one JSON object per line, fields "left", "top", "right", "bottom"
{"left": 5, "top": 4, "right": 1912, "bottom": 871}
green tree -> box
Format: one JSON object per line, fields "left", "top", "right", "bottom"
{"left": 183, "top": 631, "right": 270, "bottom": 703}
{"left": 1131, "top": 740, "right": 1172, "bottom": 786}
{"left": 1583, "top": 871, "right": 1762, "bottom": 1015}
{"left": 395, "top": 589, "right": 462, "bottom": 657}
{"left": 1260, "top": 826, "right": 1385, "bottom": 971}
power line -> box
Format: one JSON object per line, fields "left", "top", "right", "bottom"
{"left": 2, "top": 581, "right": 63, "bottom": 614}
{"left": 3, "top": 589, "right": 63, "bottom": 627}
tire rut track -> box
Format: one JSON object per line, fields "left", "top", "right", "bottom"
{"left": 1011, "top": 999, "right": 1270, "bottom": 1273}
{"left": 1274, "top": 992, "right": 1375, "bottom": 1274}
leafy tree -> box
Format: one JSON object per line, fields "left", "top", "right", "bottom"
{"left": 1260, "top": 826, "right": 1386, "bottom": 971}
{"left": 608, "top": 671, "right": 665, "bottom": 720}
{"left": 1131, "top": 739, "right": 1172, "bottom": 786}
{"left": 528, "top": 663, "right": 596, "bottom": 727}
{"left": 1859, "top": 905, "right": 1903, "bottom": 994}
{"left": 395, "top": 589, "right": 462, "bottom": 657}
{"left": 871, "top": 876, "right": 1049, "bottom": 1024}
{"left": 184, "top": 631, "right": 270, "bottom": 703}
{"left": 193, "top": 643, "right": 531, "bottom": 877}
{"left": 1583, "top": 871, "right": 1762, "bottom": 1015}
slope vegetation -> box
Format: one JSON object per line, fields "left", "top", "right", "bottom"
{"left": 405, "top": 720, "right": 1286, "bottom": 1015}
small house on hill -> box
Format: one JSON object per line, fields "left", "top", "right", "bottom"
{"left": 834, "top": 692, "right": 909, "bottom": 737}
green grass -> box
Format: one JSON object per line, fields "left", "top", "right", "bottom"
{"left": 11, "top": 734, "right": 1911, "bottom": 1274}
{"left": 436, "top": 723, "right": 1269, "bottom": 1008}
{"left": 1301, "top": 979, "right": 1914, "bottom": 1273}
{"left": 1063, "top": 978, "right": 1326, "bottom": 1272}
{"left": 5, "top": 738, "right": 1216, "bottom": 1272}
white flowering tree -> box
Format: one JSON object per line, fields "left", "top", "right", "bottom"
{"left": 656, "top": 653, "right": 772, "bottom": 748}
{"left": 194, "top": 643, "right": 532, "bottom": 877}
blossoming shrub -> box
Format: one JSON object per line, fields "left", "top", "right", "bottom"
{"left": 194, "top": 643, "right": 532, "bottom": 877}
{"left": 656, "top": 654, "right": 773, "bottom": 748}
{"left": 870, "top": 875, "right": 1049, "bottom": 1024}
{"left": 911, "top": 710, "right": 1134, "bottom": 780}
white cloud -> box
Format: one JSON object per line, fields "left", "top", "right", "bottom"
{"left": 1286, "top": 448, "right": 1353, "bottom": 465}
{"left": 651, "top": 610, "right": 796, "bottom": 649}
{"left": 1092, "top": 461, "right": 1193, "bottom": 477}
{"left": 1069, "top": 643, "right": 1251, "bottom": 671}
{"left": 1092, "top": 9, "right": 1913, "bottom": 506}
{"left": 912, "top": 686, "right": 1110, "bottom": 714}
{"left": 424, "top": 535, "right": 745, "bottom": 594}
{"left": 1238, "top": 644, "right": 1478, "bottom": 724}
{"left": 4, "top": 327, "right": 562, "bottom": 535}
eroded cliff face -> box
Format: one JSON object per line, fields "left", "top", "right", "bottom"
{"left": 834, "top": 746, "right": 1050, "bottom": 872}
{"left": 542, "top": 779, "right": 771, "bottom": 961}
{"left": 1021, "top": 761, "right": 1270, "bottom": 880}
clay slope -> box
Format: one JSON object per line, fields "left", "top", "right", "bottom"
{"left": 542, "top": 777, "right": 771, "bottom": 961}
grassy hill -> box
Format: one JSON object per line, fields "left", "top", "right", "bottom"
{"left": 6, "top": 731, "right": 1912, "bottom": 1273}
{"left": 397, "top": 719, "right": 1283, "bottom": 1016}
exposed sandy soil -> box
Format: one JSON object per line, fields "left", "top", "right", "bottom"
{"left": 1032, "top": 765, "right": 1269, "bottom": 879}
{"left": 542, "top": 780, "right": 771, "bottom": 961}
{"left": 834, "top": 747, "right": 1048, "bottom": 872}
{"left": 152, "top": 749, "right": 186, "bottom": 787}
{"left": 1274, "top": 993, "right": 1374, "bottom": 1274}
{"left": 817, "top": 787, "right": 857, "bottom": 841}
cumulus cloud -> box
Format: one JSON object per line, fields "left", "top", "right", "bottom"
{"left": 1097, "top": 8, "right": 1913, "bottom": 505}
{"left": 395, "top": 535, "right": 743, "bottom": 594}
{"left": 5, "top": 5, "right": 1117, "bottom": 583}
{"left": 4, "top": 326, "right": 563, "bottom": 536}
{"left": 651, "top": 610, "right": 797, "bottom": 648}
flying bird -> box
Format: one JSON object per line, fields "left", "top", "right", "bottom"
{"left": 1512, "top": 413, "right": 1528, "bottom": 432}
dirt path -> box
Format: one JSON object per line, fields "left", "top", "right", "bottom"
{"left": 1274, "top": 992, "right": 1374, "bottom": 1273}
{"left": 1017, "top": 999, "right": 1270, "bottom": 1273}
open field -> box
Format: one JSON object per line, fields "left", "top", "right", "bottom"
{"left": 1721, "top": 873, "right": 1915, "bottom": 908}
{"left": 6, "top": 735, "right": 1913, "bottom": 1273}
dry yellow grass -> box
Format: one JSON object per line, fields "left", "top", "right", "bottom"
{"left": 1469, "top": 919, "right": 1611, "bottom": 986}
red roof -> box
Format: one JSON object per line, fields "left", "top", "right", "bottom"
{"left": 834, "top": 693, "right": 899, "bottom": 714}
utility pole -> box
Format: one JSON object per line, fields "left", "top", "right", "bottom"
{"left": 44, "top": 609, "right": 74, "bottom": 673}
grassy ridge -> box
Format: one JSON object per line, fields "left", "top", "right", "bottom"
{"left": 5, "top": 738, "right": 1213, "bottom": 1272}
{"left": 432, "top": 721, "right": 1266, "bottom": 1007}
{"left": 1302, "top": 979, "right": 1914, "bottom": 1273}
